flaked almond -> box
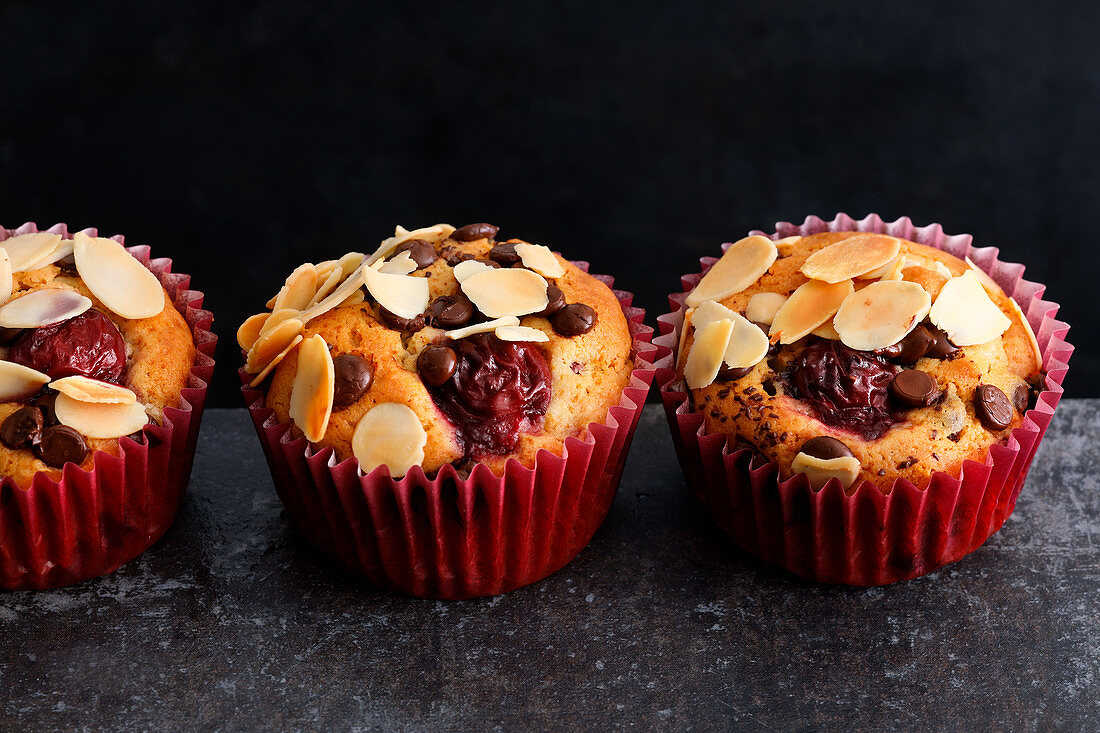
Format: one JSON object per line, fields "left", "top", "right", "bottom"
{"left": 745, "top": 292, "right": 788, "bottom": 325}
{"left": 2, "top": 232, "right": 62, "bottom": 272}
{"left": 928, "top": 271, "right": 1012, "bottom": 347}
{"left": 314, "top": 259, "right": 339, "bottom": 281}
{"left": 514, "top": 243, "right": 565, "bottom": 278}
{"left": 461, "top": 268, "right": 549, "bottom": 318}
{"left": 50, "top": 376, "right": 137, "bottom": 404}
{"left": 801, "top": 234, "right": 901, "bottom": 283}
{"left": 688, "top": 299, "right": 737, "bottom": 333}
{"left": 24, "top": 238, "right": 75, "bottom": 272}
{"left": 770, "top": 279, "right": 854, "bottom": 344}
{"left": 259, "top": 308, "right": 301, "bottom": 337}
{"left": 792, "top": 452, "right": 861, "bottom": 490}
{"left": 861, "top": 255, "right": 906, "bottom": 280}
{"left": 54, "top": 393, "right": 149, "bottom": 439}
{"left": 363, "top": 266, "right": 430, "bottom": 320}
{"left": 686, "top": 235, "right": 778, "bottom": 307}
{"left": 965, "top": 256, "right": 1004, "bottom": 295}
{"left": 812, "top": 321, "right": 841, "bottom": 340}
{"left": 774, "top": 236, "right": 801, "bottom": 257}
{"left": 932, "top": 261, "right": 953, "bottom": 279}
{"left": 245, "top": 317, "right": 304, "bottom": 374}
{"left": 299, "top": 266, "right": 367, "bottom": 324}
{"left": 370, "top": 224, "right": 455, "bottom": 265}
{"left": 249, "top": 335, "right": 302, "bottom": 387}
{"left": 723, "top": 314, "right": 769, "bottom": 369}
{"left": 445, "top": 315, "right": 520, "bottom": 340}
{"left": 309, "top": 263, "right": 347, "bottom": 306}
{"left": 339, "top": 289, "right": 366, "bottom": 307}
{"left": 237, "top": 313, "right": 269, "bottom": 351}
{"left": 495, "top": 324, "right": 550, "bottom": 342}
{"left": 833, "top": 280, "right": 932, "bottom": 351}
{"left": 1005, "top": 296, "right": 1044, "bottom": 372}
{"left": 378, "top": 250, "right": 418, "bottom": 275}
{"left": 684, "top": 318, "right": 735, "bottom": 389}
{"left": 0, "top": 288, "right": 92, "bottom": 328}
{"left": 901, "top": 265, "right": 950, "bottom": 300}
{"left": 73, "top": 232, "right": 165, "bottom": 319}
{"left": 289, "top": 334, "right": 335, "bottom": 443}
{"left": 452, "top": 259, "right": 495, "bottom": 283}
{"left": 272, "top": 263, "right": 319, "bottom": 312}
{"left": 0, "top": 251, "right": 11, "bottom": 306}
{"left": 338, "top": 251, "right": 365, "bottom": 278}
{"left": 0, "top": 361, "right": 50, "bottom": 401}
{"left": 352, "top": 402, "right": 427, "bottom": 478}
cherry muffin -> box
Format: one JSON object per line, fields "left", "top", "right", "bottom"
{"left": 0, "top": 224, "right": 215, "bottom": 589}
{"left": 241, "top": 223, "right": 655, "bottom": 599}
{"left": 658, "top": 214, "right": 1071, "bottom": 585}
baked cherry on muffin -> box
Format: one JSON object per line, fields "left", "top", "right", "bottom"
{"left": 0, "top": 231, "right": 195, "bottom": 486}
{"left": 241, "top": 222, "right": 633, "bottom": 477}
{"left": 676, "top": 231, "right": 1044, "bottom": 491}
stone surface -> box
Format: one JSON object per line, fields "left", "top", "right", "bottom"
{"left": 1, "top": 403, "right": 1098, "bottom": 730}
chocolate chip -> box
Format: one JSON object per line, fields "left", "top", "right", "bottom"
{"left": 878, "top": 325, "right": 934, "bottom": 364}
{"left": 488, "top": 242, "right": 522, "bottom": 267}
{"left": 393, "top": 239, "right": 438, "bottom": 269}
{"left": 716, "top": 364, "right": 752, "bottom": 382}
{"left": 451, "top": 223, "right": 499, "bottom": 242}
{"left": 33, "top": 425, "right": 88, "bottom": 468}
{"left": 417, "top": 345, "right": 457, "bottom": 387}
{"left": 427, "top": 294, "right": 475, "bottom": 329}
{"left": 332, "top": 354, "right": 373, "bottom": 409}
{"left": 889, "top": 369, "right": 938, "bottom": 408}
{"left": 550, "top": 303, "right": 597, "bottom": 337}
{"left": 1, "top": 406, "right": 43, "bottom": 449}
{"left": 536, "top": 285, "right": 566, "bottom": 318}
{"left": 925, "top": 325, "right": 958, "bottom": 359}
{"left": 974, "top": 384, "right": 1013, "bottom": 431}
{"left": 1013, "top": 383, "right": 1029, "bottom": 413}
{"left": 378, "top": 307, "right": 426, "bottom": 333}
{"left": 33, "top": 392, "right": 60, "bottom": 426}
{"left": 800, "top": 436, "right": 853, "bottom": 460}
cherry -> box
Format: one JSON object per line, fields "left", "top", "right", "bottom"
{"left": 8, "top": 309, "right": 127, "bottom": 383}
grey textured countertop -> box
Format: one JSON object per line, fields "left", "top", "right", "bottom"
{"left": 2, "top": 402, "right": 1098, "bottom": 731}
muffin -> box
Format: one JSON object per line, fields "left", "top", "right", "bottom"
{"left": 657, "top": 213, "right": 1071, "bottom": 585}
{"left": 241, "top": 222, "right": 655, "bottom": 599}
{"left": 0, "top": 223, "right": 215, "bottom": 590}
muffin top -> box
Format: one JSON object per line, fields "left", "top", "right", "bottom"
{"left": 0, "top": 231, "right": 196, "bottom": 487}
{"left": 243, "top": 223, "right": 634, "bottom": 477}
{"left": 675, "top": 231, "right": 1044, "bottom": 492}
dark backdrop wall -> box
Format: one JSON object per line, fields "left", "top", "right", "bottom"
{"left": 0, "top": 1, "right": 1095, "bottom": 405}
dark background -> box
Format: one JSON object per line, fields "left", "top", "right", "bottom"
{"left": 0, "top": 1, "right": 1094, "bottom": 406}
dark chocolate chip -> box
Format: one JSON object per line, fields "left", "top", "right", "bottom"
{"left": 393, "top": 239, "right": 438, "bottom": 269}
{"left": 878, "top": 325, "right": 935, "bottom": 364}
{"left": 925, "top": 325, "right": 958, "bottom": 359}
{"left": 1, "top": 406, "right": 43, "bottom": 449}
{"left": 974, "top": 384, "right": 1013, "bottom": 431}
{"left": 417, "top": 345, "right": 458, "bottom": 387}
{"left": 716, "top": 364, "right": 752, "bottom": 382}
{"left": 889, "top": 369, "right": 938, "bottom": 408}
{"left": 1012, "top": 383, "right": 1029, "bottom": 413}
{"left": 378, "top": 307, "right": 426, "bottom": 333}
{"left": 800, "top": 436, "right": 853, "bottom": 460}
{"left": 451, "top": 223, "right": 499, "bottom": 242}
{"left": 488, "top": 242, "right": 522, "bottom": 267}
{"left": 427, "top": 294, "right": 475, "bottom": 329}
{"left": 0, "top": 327, "right": 24, "bottom": 346}
{"left": 33, "top": 392, "right": 60, "bottom": 426}
{"left": 33, "top": 425, "right": 88, "bottom": 468}
{"left": 536, "top": 285, "right": 566, "bottom": 318}
{"left": 550, "top": 303, "right": 597, "bottom": 337}
{"left": 332, "top": 354, "right": 373, "bottom": 409}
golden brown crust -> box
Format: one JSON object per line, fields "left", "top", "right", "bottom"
{"left": 678, "top": 232, "right": 1042, "bottom": 491}
{"left": 266, "top": 234, "right": 634, "bottom": 474}
{"left": 0, "top": 267, "right": 195, "bottom": 487}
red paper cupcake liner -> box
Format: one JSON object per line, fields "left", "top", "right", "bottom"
{"left": 0, "top": 222, "right": 216, "bottom": 590}
{"left": 656, "top": 213, "right": 1073, "bottom": 585}
{"left": 242, "top": 263, "right": 656, "bottom": 599}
